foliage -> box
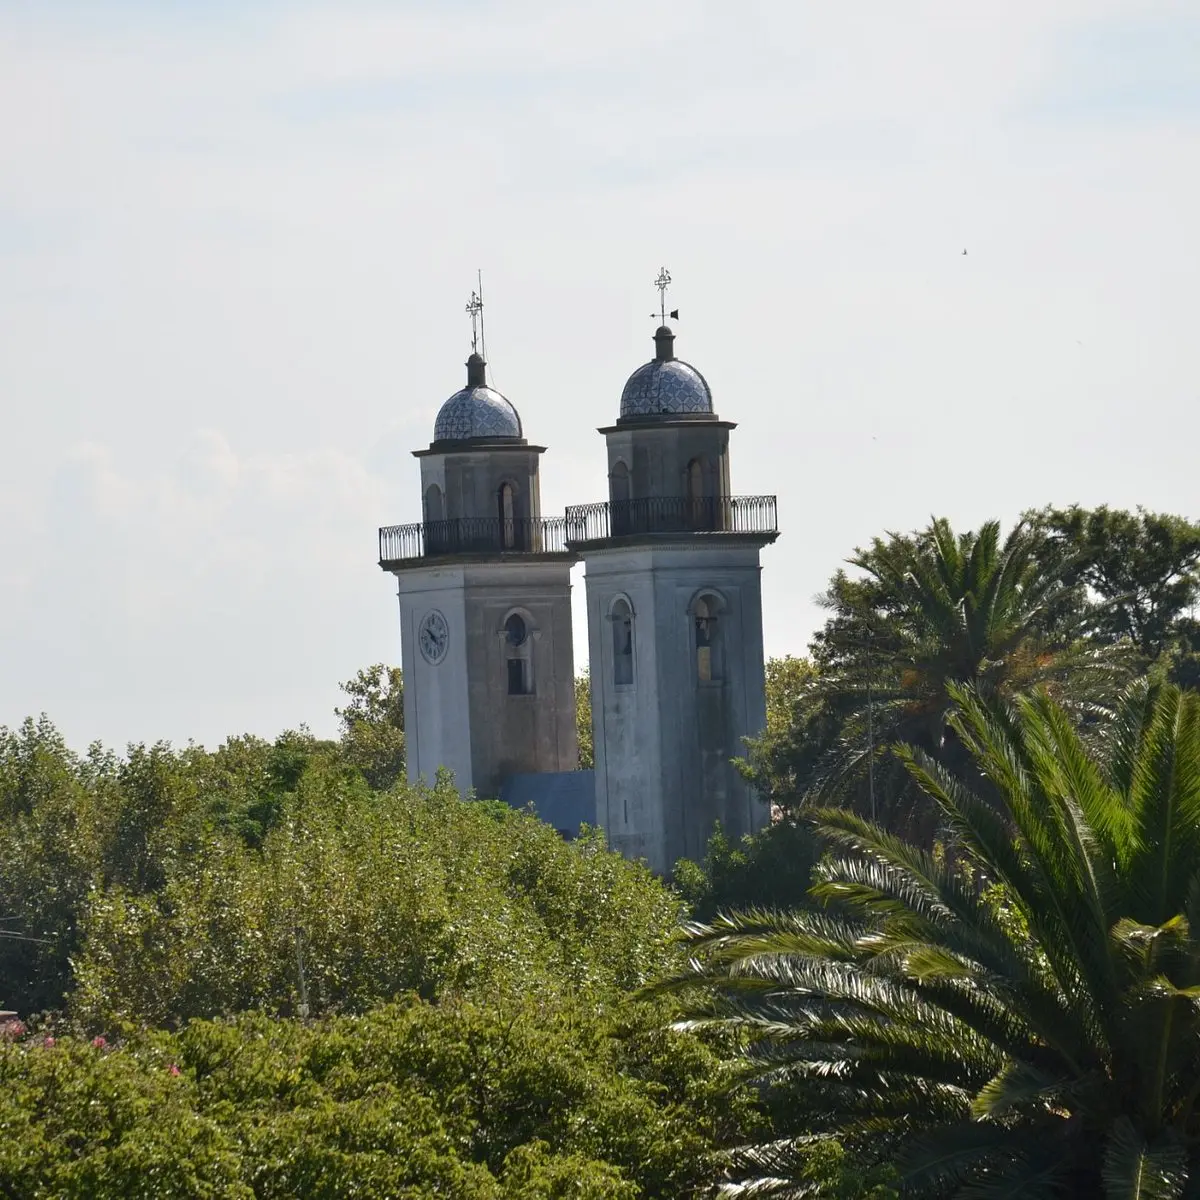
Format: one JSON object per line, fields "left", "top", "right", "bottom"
{"left": 1026, "top": 504, "right": 1200, "bottom": 691}
{"left": 334, "top": 663, "right": 406, "bottom": 789}
{"left": 181, "top": 733, "right": 288, "bottom": 847}
{"left": 743, "top": 517, "right": 1132, "bottom": 835}
{"left": 0, "top": 721, "right": 341, "bottom": 1016}
{"left": 674, "top": 820, "right": 824, "bottom": 922}
{"left": 68, "top": 777, "right": 680, "bottom": 1029}
{"left": 671, "top": 681, "right": 1200, "bottom": 1197}
{"left": 720, "top": 1139, "right": 898, "bottom": 1199}
{"left": 0, "top": 718, "right": 113, "bottom": 1015}
{"left": 735, "top": 656, "right": 821, "bottom": 803}
{"left": 0, "top": 996, "right": 754, "bottom": 1199}
{"left": 670, "top": 657, "right": 828, "bottom": 917}
{"left": 1164, "top": 636, "right": 1200, "bottom": 692}
{"left": 1026, "top": 504, "right": 1200, "bottom": 660}
{"left": 577, "top": 669, "right": 594, "bottom": 770}
{"left": 763, "top": 657, "right": 822, "bottom": 743}
{"left": 0, "top": 715, "right": 679, "bottom": 1029}
{"left": 0, "top": 673, "right": 771, "bottom": 1197}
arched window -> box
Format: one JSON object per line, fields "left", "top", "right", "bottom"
{"left": 498, "top": 482, "right": 516, "bottom": 549}
{"left": 686, "top": 458, "right": 703, "bottom": 500}
{"left": 611, "top": 598, "right": 634, "bottom": 686}
{"left": 694, "top": 594, "right": 723, "bottom": 682}
{"left": 505, "top": 612, "right": 532, "bottom": 694}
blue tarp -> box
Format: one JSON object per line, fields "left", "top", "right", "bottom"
{"left": 498, "top": 770, "right": 596, "bottom": 836}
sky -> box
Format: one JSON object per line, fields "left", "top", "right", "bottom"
{"left": 1, "top": 0, "right": 1198, "bottom": 752}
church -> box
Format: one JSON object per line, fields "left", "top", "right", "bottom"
{"left": 378, "top": 274, "right": 780, "bottom": 876}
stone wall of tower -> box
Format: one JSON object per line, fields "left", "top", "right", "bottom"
{"left": 394, "top": 560, "right": 577, "bottom": 799}
{"left": 419, "top": 447, "right": 543, "bottom": 525}
{"left": 462, "top": 561, "right": 577, "bottom": 799}
{"left": 603, "top": 423, "right": 732, "bottom": 503}
{"left": 396, "top": 568, "right": 474, "bottom": 789}
{"left": 584, "top": 542, "right": 769, "bottom": 876}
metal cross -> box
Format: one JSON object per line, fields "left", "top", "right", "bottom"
{"left": 653, "top": 266, "right": 672, "bottom": 325}
{"left": 465, "top": 289, "right": 483, "bottom": 354}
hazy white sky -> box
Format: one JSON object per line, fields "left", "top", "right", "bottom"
{"left": 1, "top": 0, "right": 1198, "bottom": 751}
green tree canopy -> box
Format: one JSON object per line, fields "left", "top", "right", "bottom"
{"left": 0, "top": 996, "right": 754, "bottom": 1199}
{"left": 1027, "top": 504, "right": 1200, "bottom": 689}
{"left": 335, "top": 663, "right": 406, "bottom": 789}
{"left": 68, "top": 771, "right": 680, "bottom": 1029}
{"left": 1026, "top": 504, "right": 1200, "bottom": 658}
{"left": 0, "top": 706, "right": 677, "bottom": 1026}
{"left": 744, "top": 517, "right": 1129, "bottom": 835}
{"left": 0, "top": 681, "right": 758, "bottom": 1199}
{"left": 672, "top": 819, "right": 825, "bottom": 923}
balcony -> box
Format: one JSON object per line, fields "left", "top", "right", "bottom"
{"left": 564, "top": 495, "right": 779, "bottom": 547}
{"left": 378, "top": 516, "right": 571, "bottom": 569}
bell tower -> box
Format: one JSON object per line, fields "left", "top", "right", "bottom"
{"left": 378, "top": 298, "right": 578, "bottom": 799}
{"left": 566, "top": 271, "right": 779, "bottom": 875}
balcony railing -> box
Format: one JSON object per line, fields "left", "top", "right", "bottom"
{"left": 379, "top": 516, "right": 570, "bottom": 566}
{"left": 564, "top": 495, "right": 778, "bottom": 543}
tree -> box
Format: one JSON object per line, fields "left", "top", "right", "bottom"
{"left": 576, "top": 670, "right": 594, "bottom": 770}
{"left": 68, "top": 772, "right": 682, "bottom": 1029}
{"left": 0, "top": 688, "right": 760, "bottom": 1198}
{"left": 673, "top": 819, "right": 824, "bottom": 921}
{"left": 673, "top": 681, "right": 1200, "bottom": 1197}
{"left": 673, "top": 657, "right": 826, "bottom": 917}
{"left": 736, "top": 656, "right": 820, "bottom": 803}
{"left": 1027, "top": 504, "right": 1200, "bottom": 660}
{"left": 748, "top": 518, "right": 1128, "bottom": 835}
{"left": 0, "top": 718, "right": 112, "bottom": 1015}
{"left": 0, "top": 996, "right": 756, "bottom": 1199}
{"left": 335, "top": 664, "right": 405, "bottom": 789}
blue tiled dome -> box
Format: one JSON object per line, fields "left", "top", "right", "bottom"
{"left": 619, "top": 326, "right": 713, "bottom": 420}
{"left": 620, "top": 360, "right": 713, "bottom": 418}
{"left": 433, "top": 355, "right": 523, "bottom": 442}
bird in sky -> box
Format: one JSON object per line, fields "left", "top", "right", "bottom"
{"left": 962, "top": 249, "right": 968, "bottom": 255}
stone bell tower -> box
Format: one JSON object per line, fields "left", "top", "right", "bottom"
{"left": 565, "top": 272, "right": 779, "bottom": 875}
{"left": 378, "top": 326, "right": 578, "bottom": 799}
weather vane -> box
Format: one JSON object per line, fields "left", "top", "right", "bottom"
{"left": 651, "top": 266, "right": 678, "bottom": 325}
{"left": 465, "top": 276, "right": 484, "bottom": 357}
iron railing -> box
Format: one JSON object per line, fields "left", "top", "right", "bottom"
{"left": 379, "top": 516, "right": 570, "bottom": 565}
{"left": 564, "top": 495, "right": 778, "bottom": 543}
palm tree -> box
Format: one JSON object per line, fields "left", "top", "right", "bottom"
{"left": 804, "top": 517, "right": 1129, "bottom": 834}
{"left": 672, "top": 681, "right": 1200, "bottom": 1197}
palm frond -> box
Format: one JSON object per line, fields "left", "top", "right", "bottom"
{"left": 955, "top": 1141, "right": 1073, "bottom": 1199}
{"left": 1125, "top": 687, "right": 1200, "bottom": 927}
{"left": 896, "top": 1121, "right": 1041, "bottom": 1194}
{"left": 1102, "top": 1117, "right": 1188, "bottom": 1200}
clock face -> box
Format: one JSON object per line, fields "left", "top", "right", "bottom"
{"left": 418, "top": 610, "right": 449, "bottom": 665}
